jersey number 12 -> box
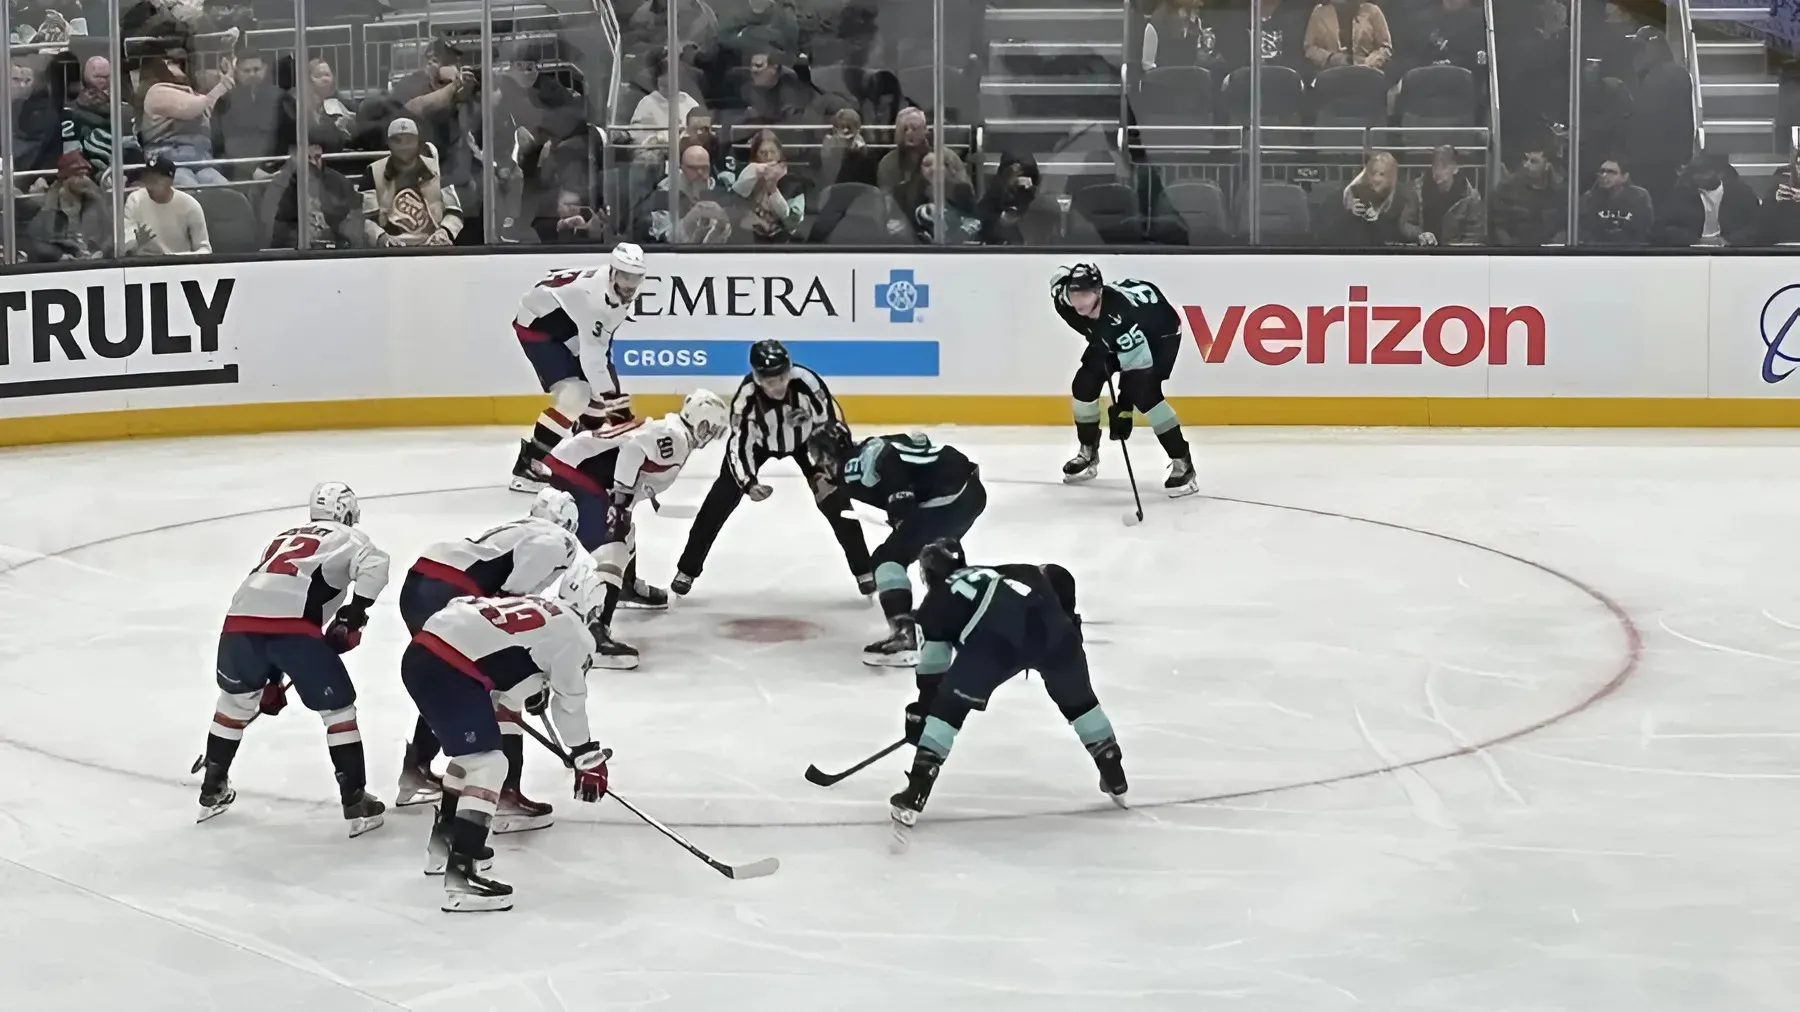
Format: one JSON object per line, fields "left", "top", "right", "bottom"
{"left": 256, "top": 534, "right": 321, "bottom": 576}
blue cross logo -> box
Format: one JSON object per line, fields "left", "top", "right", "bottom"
{"left": 874, "top": 269, "right": 930, "bottom": 324}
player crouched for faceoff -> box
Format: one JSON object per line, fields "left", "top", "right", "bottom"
{"left": 402, "top": 561, "right": 614, "bottom": 912}
{"left": 1051, "top": 263, "right": 1196, "bottom": 496}
{"left": 510, "top": 243, "right": 647, "bottom": 493}
{"left": 198, "top": 482, "right": 391, "bottom": 836}
{"left": 543, "top": 389, "right": 732, "bottom": 665}
{"left": 891, "top": 538, "right": 1127, "bottom": 829}
{"left": 805, "top": 422, "right": 986, "bottom": 667}
{"left": 394, "top": 488, "right": 584, "bottom": 832}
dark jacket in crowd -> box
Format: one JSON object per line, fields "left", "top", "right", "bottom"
{"left": 1316, "top": 169, "right": 1406, "bottom": 247}
{"left": 739, "top": 67, "right": 817, "bottom": 123}
{"left": 1655, "top": 159, "right": 1762, "bottom": 247}
{"left": 1398, "top": 171, "right": 1486, "bottom": 245}
{"left": 1579, "top": 182, "right": 1655, "bottom": 246}
{"left": 977, "top": 152, "right": 1049, "bottom": 245}
{"left": 24, "top": 178, "right": 112, "bottom": 260}
{"left": 1490, "top": 168, "right": 1568, "bottom": 246}
{"left": 262, "top": 156, "right": 365, "bottom": 249}
{"left": 1407, "top": 1, "right": 1488, "bottom": 77}
{"left": 1766, "top": 165, "right": 1800, "bottom": 244}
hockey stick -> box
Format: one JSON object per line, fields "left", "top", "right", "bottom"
{"left": 804, "top": 739, "right": 907, "bottom": 787}
{"left": 839, "top": 500, "right": 892, "bottom": 529}
{"left": 647, "top": 492, "right": 697, "bottom": 519}
{"left": 519, "top": 718, "right": 779, "bottom": 880}
{"left": 1103, "top": 375, "right": 1145, "bottom": 526}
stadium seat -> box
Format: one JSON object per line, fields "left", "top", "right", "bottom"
{"left": 1220, "top": 65, "right": 1304, "bottom": 125}
{"left": 195, "top": 187, "right": 260, "bottom": 254}
{"left": 1397, "top": 65, "right": 1476, "bottom": 127}
{"left": 1234, "top": 181, "right": 1311, "bottom": 244}
{"left": 1313, "top": 65, "right": 1389, "bottom": 128}
{"left": 1162, "top": 180, "right": 1231, "bottom": 245}
{"left": 1070, "top": 182, "right": 1142, "bottom": 244}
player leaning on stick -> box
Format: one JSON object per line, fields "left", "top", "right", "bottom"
{"left": 510, "top": 243, "right": 647, "bottom": 493}
{"left": 673, "top": 339, "right": 873, "bottom": 598}
{"left": 890, "top": 538, "right": 1126, "bottom": 830}
{"left": 1050, "top": 263, "right": 1196, "bottom": 497}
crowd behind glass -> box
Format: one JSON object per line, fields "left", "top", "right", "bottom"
{"left": 3, "top": 0, "right": 1798, "bottom": 261}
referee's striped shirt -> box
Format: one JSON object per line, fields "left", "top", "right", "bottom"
{"left": 726, "top": 364, "right": 841, "bottom": 489}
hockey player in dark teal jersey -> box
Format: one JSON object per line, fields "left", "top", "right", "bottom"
{"left": 889, "top": 537, "right": 1126, "bottom": 828}
{"left": 1050, "top": 262, "right": 1196, "bottom": 496}
{"left": 806, "top": 423, "right": 987, "bottom": 667}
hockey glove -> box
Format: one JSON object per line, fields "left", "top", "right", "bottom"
{"left": 259, "top": 679, "right": 289, "bottom": 716}
{"left": 885, "top": 490, "right": 918, "bottom": 523}
{"left": 569, "top": 742, "right": 612, "bottom": 803}
{"left": 605, "top": 491, "right": 634, "bottom": 539}
{"left": 1107, "top": 404, "right": 1133, "bottom": 441}
{"left": 524, "top": 689, "right": 550, "bottom": 716}
{"left": 903, "top": 702, "right": 930, "bottom": 746}
{"left": 325, "top": 597, "right": 372, "bottom": 654}
{"left": 746, "top": 483, "right": 773, "bottom": 503}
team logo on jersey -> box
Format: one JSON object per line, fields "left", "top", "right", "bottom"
{"left": 874, "top": 269, "right": 930, "bottom": 324}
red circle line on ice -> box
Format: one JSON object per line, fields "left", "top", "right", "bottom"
{"left": 0, "top": 476, "right": 1642, "bottom": 829}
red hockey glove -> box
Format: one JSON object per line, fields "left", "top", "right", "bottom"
{"left": 570, "top": 742, "right": 612, "bottom": 803}
{"left": 324, "top": 621, "right": 362, "bottom": 654}
{"left": 260, "top": 679, "right": 289, "bottom": 716}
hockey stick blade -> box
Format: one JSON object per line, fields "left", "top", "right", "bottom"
{"left": 605, "top": 788, "right": 780, "bottom": 880}
{"left": 805, "top": 739, "right": 906, "bottom": 787}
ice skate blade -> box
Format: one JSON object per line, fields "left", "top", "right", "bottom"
{"left": 1062, "top": 469, "right": 1098, "bottom": 485}
{"left": 888, "top": 808, "right": 916, "bottom": 852}
{"left": 346, "top": 813, "right": 385, "bottom": 838}
{"left": 195, "top": 800, "right": 233, "bottom": 824}
{"left": 394, "top": 788, "right": 442, "bottom": 808}
{"left": 1165, "top": 482, "right": 1197, "bottom": 499}
{"left": 617, "top": 598, "right": 668, "bottom": 611}
{"left": 1107, "top": 793, "right": 1129, "bottom": 809}
{"left": 508, "top": 475, "right": 546, "bottom": 494}
{"left": 442, "top": 891, "right": 513, "bottom": 913}
{"left": 591, "top": 654, "right": 639, "bottom": 671}
{"left": 862, "top": 651, "right": 919, "bottom": 669}
{"left": 492, "top": 813, "right": 555, "bottom": 835}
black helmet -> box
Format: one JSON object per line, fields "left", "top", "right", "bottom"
{"left": 920, "top": 537, "right": 965, "bottom": 586}
{"left": 805, "top": 421, "right": 854, "bottom": 479}
{"left": 1061, "top": 263, "right": 1103, "bottom": 292}
{"left": 750, "top": 339, "right": 791, "bottom": 380}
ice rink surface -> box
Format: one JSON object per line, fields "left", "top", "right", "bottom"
{"left": 0, "top": 424, "right": 1796, "bottom": 1011}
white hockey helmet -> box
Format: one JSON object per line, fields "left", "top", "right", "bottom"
{"left": 555, "top": 556, "right": 606, "bottom": 625}
{"left": 680, "top": 388, "right": 730, "bottom": 448}
{"left": 308, "top": 481, "right": 361, "bottom": 526}
{"left": 529, "top": 488, "right": 580, "bottom": 534}
{"left": 609, "top": 242, "right": 646, "bottom": 300}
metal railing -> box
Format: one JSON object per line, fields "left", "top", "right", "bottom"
{"left": 1674, "top": 0, "right": 1708, "bottom": 152}
{"left": 1482, "top": 0, "right": 1504, "bottom": 187}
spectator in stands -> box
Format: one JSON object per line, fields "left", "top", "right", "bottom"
{"left": 718, "top": 0, "right": 801, "bottom": 68}
{"left": 363, "top": 117, "right": 463, "bottom": 247}
{"left": 11, "top": 54, "right": 61, "bottom": 177}
{"left": 213, "top": 49, "right": 281, "bottom": 178}
{"left": 1399, "top": 144, "right": 1486, "bottom": 245}
{"left": 61, "top": 56, "right": 134, "bottom": 181}
{"left": 911, "top": 150, "right": 982, "bottom": 244}
{"left": 1655, "top": 150, "right": 1761, "bottom": 247}
{"left": 732, "top": 128, "right": 806, "bottom": 242}
{"left": 137, "top": 49, "right": 233, "bottom": 185}
{"left": 1317, "top": 150, "right": 1404, "bottom": 246}
{"left": 1579, "top": 155, "right": 1654, "bottom": 246}
{"left": 627, "top": 0, "right": 719, "bottom": 65}
{"left": 532, "top": 189, "right": 610, "bottom": 243}
{"left": 122, "top": 155, "right": 211, "bottom": 255}
{"left": 363, "top": 39, "right": 476, "bottom": 162}
{"left": 1491, "top": 141, "right": 1567, "bottom": 246}
{"left": 739, "top": 47, "right": 815, "bottom": 124}
{"left": 1305, "top": 0, "right": 1392, "bottom": 75}
{"left": 680, "top": 106, "right": 736, "bottom": 181}
{"left": 977, "top": 152, "right": 1044, "bottom": 245}
{"left": 879, "top": 106, "right": 963, "bottom": 219}
{"left": 1629, "top": 43, "right": 1698, "bottom": 201}
{"left": 262, "top": 141, "right": 364, "bottom": 249}
{"left": 306, "top": 57, "right": 358, "bottom": 150}
{"left": 1766, "top": 148, "right": 1800, "bottom": 245}
{"left": 817, "top": 106, "right": 879, "bottom": 187}
{"left": 22, "top": 152, "right": 110, "bottom": 261}
{"left": 639, "top": 141, "right": 735, "bottom": 243}
{"left": 630, "top": 49, "right": 701, "bottom": 161}
{"left": 1404, "top": 0, "right": 1488, "bottom": 78}
{"left": 1139, "top": 0, "right": 1226, "bottom": 73}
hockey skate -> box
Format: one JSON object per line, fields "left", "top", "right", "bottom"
{"left": 394, "top": 757, "right": 443, "bottom": 808}
{"left": 424, "top": 816, "right": 494, "bottom": 875}
{"left": 670, "top": 572, "right": 695, "bottom": 596}
{"left": 342, "top": 791, "right": 387, "bottom": 838}
{"left": 888, "top": 751, "right": 942, "bottom": 828}
{"left": 195, "top": 765, "right": 236, "bottom": 824}
{"left": 508, "top": 440, "right": 548, "bottom": 494}
{"left": 619, "top": 576, "right": 669, "bottom": 610}
{"left": 862, "top": 617, "right": 920, "bottom": 668}
{"left": 1163, "top": 456, "right": 1197, "bottom": 498}
{"left": 592, "top": 626, "right": 640, "bottom": 670}
{"left": 492, "top": 788, "right": 555, "bottom": 835}
{"left": 1087, "top": 737, "right": 1129, "bottom": 807}
{"left": 855, "top": 572, "right": 876, "bottom": 597}
{"left": 442, "top": 853, "right": 514, "bottom": 913}
{"left": 1062, "top": 444, "right": 1099, "bottom": 484}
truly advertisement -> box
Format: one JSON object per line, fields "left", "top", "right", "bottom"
{"left": 0, "top": 267, "right": 238, "bottom": 399}
{"left": 614, "top": 264, "right": 938, "bottom": 378}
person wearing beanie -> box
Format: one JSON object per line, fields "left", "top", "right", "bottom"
{"left": 22, "top": 151, "right": 113, "bottom": 261}
{"left": 123, "top": 155, "right": 213, "bottom": 255}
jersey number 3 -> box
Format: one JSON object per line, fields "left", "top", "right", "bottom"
{"left": 257, "top": 534, "right": 321, "bottom": 576}
{"left": 479, "top": 600, "right": 547, "bottom": 634}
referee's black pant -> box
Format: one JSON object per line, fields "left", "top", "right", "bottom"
{"left": 677, "top": 446, "right": 872, "bottom": 580}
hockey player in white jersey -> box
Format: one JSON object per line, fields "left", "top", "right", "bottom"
{"left": 394, "top": 488, "right": 583, "bottom": 830}
{"left": 511, "top": 242, "right": 647, "bottom": 493}
{"left": 198, "top": 482, "right": 392, "bottom": 836}
{"left": 401, "top": 560, "right": 613, "bottom": 912}
{"left": 543, "top": 389, "right": 731, "bottom": 666}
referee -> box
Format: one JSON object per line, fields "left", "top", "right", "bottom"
{"left": 672, "top": 340, "right": 873, "bottom": 596}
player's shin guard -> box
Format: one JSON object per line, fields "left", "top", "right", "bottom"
{"left": 197, "top": 689, "right": 259, "bottom": 822}
{"left": 442, "top": 751, "right": 512, "bottom": 912}
{"left": 1145, "top": 401, "right": 1196, "bottom": 497}
{"left": 1070, "top": 705, "right": 1128, "bottom": 802}
{"left": 322, "top": 706, "right": 385, "bottom": 837}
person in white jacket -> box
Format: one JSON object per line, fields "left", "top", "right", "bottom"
{"left": 628, "top": 50, "right": 699, "bottom": 161}
{"left": 123, "top": 155, "right": 212, "bottom": 255}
